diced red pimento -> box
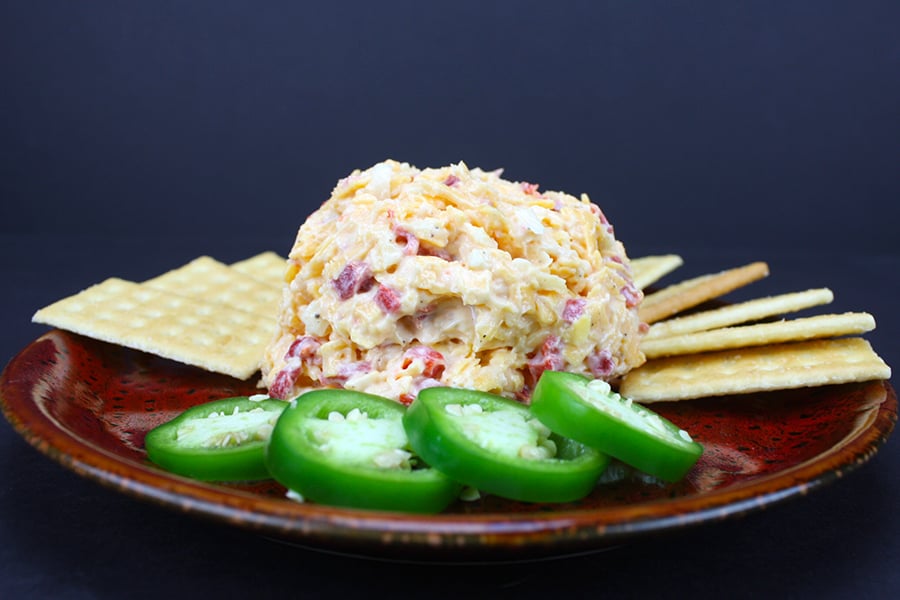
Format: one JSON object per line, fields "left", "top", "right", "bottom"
{"left": 285, "top": 335, "right": 322, "bottom": 365}
{"left": 526, "top": 334, "right": 565, "bottom": 386}
{"left": 520, "top": 182, "right": 540, "bottom": 195}
{"left": 333, "top": 261, "right": 374, "bottom": 300}
{"left": 590, "top": 204, "right": 614, "bottom": 235}
{"left": 375, "top": 284, "right": 402, "bottom": 314}
{"left": 402, "top": 346, "right": 446, "bottom": 379}
{"left": 588, "top": 348, "right": 616, "bottom": 378}
{"left": 621, "top": 280, "right": 641, "bottom": 309}
{"left": 607, "top": 254, "right": 641, "bottom": 308}
{"left": 391, "top": 217, "right": 452, "bottom": 261}
{"left": 268, "top": 336, "right": 325, "bottom": 399}
{"left": 399, "top": 376, "right": 443, "bottom": 406}
{"left": 393, "top": 225, "right": 420, "bottom": 256}
{"left": 562, "top": 298, "right": 587, "bottom": 324}
{"left": 269, "top": 365, "right": 300, "bottom": 400}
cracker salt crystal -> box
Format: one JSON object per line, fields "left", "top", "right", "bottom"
{"left": 640, "top": 312, "right": 877, "bottom": 359}
{"left": 144, "top": 255, "right": 282, "bottom": 319}
{"left": 630, "top": 254, "right": 684, "bottom": 290}
{"left": 231, "top": 251, "right": 287, "bottom": 287}
{"left": 620, "top": 337, "right": 892, "bottom": 402}
{"left": 32, "top": 278, "right": 271, "bottom": 379}
{"left": 638, "top": 261, "right": 770, "bottom": 324}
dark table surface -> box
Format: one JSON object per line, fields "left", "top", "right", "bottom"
{"left": 1, "top": 232, "right": 896, "bottom": 599}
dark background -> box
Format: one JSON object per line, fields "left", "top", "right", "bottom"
{"left": 3, "top": 1, "right": 898, "bottom": 253}
{"left": 2, "top": 1, "right": 898, "bottom": 598}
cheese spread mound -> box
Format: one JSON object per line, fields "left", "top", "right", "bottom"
{"left": 262, "top": 160, "right": 646, "bottom": 403}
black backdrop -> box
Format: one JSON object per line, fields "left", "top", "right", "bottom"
{"left": 2, "top": 2, "right": 900, "bottom": 598}
{"left": 3, "top": 1, "right": 898, "bottom": 255}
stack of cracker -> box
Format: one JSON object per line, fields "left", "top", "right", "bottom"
{"left": 622, "top": 256, "right": 891, "bottom": 402}
{"left": 31, "top": 253, "right": 287, "bottom": 380}
{"left": 31, "top": 250, "right": 891, "bottom": 403}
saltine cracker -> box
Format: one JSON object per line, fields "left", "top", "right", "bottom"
{"left": 641, "top": 312, "right": 876, "bottom": 359}
{"left": 630, "top": 254, "right": 684, "bottom": 290}
{"left": 32, "top": 278, "right": 272, "bottom": 379}
{"left": 644, "top": 288, "right": 834, "bottom": 341}
{"left": 620, "top": 337, "right": 891, "bottom": 402}
{"left": 638, "top": 262, "right": 770, "bottom": 324}
{"left": 144, "top": 255, "right": 281, "bottom": 319}
{"left": 231, "top": 251, "right": 287, "bottom": 287}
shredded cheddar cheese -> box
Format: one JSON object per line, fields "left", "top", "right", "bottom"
{"left": 262, "top": 160, "right": 646, "bottom": 402}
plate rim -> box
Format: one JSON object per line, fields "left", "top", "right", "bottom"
{"left": 2, "top": 330, "right": 896, "bottom": 560}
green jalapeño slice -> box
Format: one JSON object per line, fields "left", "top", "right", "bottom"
{"left": 530, "top": 371, "right": 703, "bottom": 482}
{"left": 144, "top": 395, "right": 288, "bottom": 482}
{"left": 403, "top": 387, "right": 608, "bottom": 503}
{"left": 265, "top": 389, "right": 462, "bottom": 513}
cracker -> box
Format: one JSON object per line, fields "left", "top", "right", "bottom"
{"left": 32, "top": 278, "right": 271, "bottom": 379}
{"left": 630, "top": 254, "right": 684, "bottom": 290}
{"left": 641, "top": 312, "right": 876, "bottom": 359}
{"left": 231, "top": 251, "right": 287, "bottom": 287}
{"left": 643, "top": 288, "right": 835, "bottom": 341}
{"left": 620, "top": 337, "right": 891, "bottom": 402}
{"left": 638, "top": 261, "right": 770, "bottom": 324}
{"left": 144, "top": 255, "right": 282, "bottom": 319}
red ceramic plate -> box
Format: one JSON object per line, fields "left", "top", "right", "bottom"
{"left": 1, "top": 329, "right": 896, "bottom": 562}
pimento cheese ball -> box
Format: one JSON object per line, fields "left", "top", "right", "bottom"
{"left": 262, "top": 159, "right": 646, "bottom": 403}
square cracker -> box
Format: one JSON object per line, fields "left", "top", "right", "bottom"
{"left": 643, "top": 288, "right": 835, "bottom": 341}
{"left": 620, "top": 337, "right": 891, "bottom": 402}
{"left": 638, "top": 261, "right": 770, "bottom": 324}
{"left": 630, "top": 254, "right": 684, "bottom": 290}
{"left": 32, "top": 278, "right": 272, "bottom": 379}
{"left": 231, "top": 251, "right": 287, "bottom": 287}
{"left": 640, "top": 311, "right": 875, "bottom": 359}
{"left": 144, "top": 255, "right": 282, "bottom": 319}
